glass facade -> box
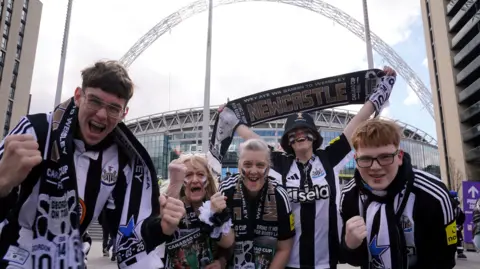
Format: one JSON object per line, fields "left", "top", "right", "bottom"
{"left": 133, "top": 127, "right": 441, "bottom": 181}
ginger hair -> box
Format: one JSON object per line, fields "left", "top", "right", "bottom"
{"left": 351, "top": 118, "right": 401, "bottom": 150}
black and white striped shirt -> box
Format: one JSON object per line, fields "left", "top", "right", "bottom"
{"left": 340, "top": 165, "right": 457, "bottom": 269}
{"left": 0, "top": 115, "right": 153, "bottom": 268}
{"left": 269, "top": 134, "right": 353, "bottom": 269}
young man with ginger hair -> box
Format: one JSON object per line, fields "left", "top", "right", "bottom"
{"left": 339, "top": 118, "right": 457, "bottom": 269}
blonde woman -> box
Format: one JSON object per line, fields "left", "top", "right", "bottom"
{"left": 163, "top": 154, "right": 234, "bottom": 269}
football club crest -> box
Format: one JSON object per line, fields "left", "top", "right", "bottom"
{"left": 101, "top": 166, "right": 118, "bottom": 186}
{"left": 311, "top": 167, "right": 325, "bottom": 179}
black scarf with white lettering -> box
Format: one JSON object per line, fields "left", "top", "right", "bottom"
{"left": 355, "top": 153, "right": 414, "bottom": 269}
{"left": 30, "top": 98, "right": 156, "bottom": 269}
{"left": 208, "top": 69, "right": 385, "bottom": 174}
{"left": 231, "top": 175, "right": 278, "bottom": 268}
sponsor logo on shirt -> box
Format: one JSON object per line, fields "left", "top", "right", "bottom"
{"left": 289, "top": 213, "right": 295, "bottom": 231}
{"left": 445, "top": 221, "right": 458, "bottom": 245}
{"left": 287, "top": 184, "right": 330, "bottom": 203}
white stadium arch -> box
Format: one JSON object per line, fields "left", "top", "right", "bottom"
{"left": 119, "top": 0, "right": 434, "bottom": 118}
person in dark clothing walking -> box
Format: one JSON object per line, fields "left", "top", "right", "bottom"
{"left": 450, "top": 191, "right": 467, "bottom": 259}
{"left": 97, "top": 207, "right": 111, "bottom": 257}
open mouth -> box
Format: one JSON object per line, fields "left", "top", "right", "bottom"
{"left": 190, "top": 186, "right": 202, "bottom": 193}
{"left": 295, "top": 137, "right": 306, "bottom": 143}
{"left": 247, "top": 176, "right": 260, "bottom": 182}
{"left": 89, "top": 121, "right": 106, "bottom": 134}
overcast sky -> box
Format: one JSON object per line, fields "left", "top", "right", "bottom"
{"left": 29, "top": 0, "right": 435, "bottom": 140}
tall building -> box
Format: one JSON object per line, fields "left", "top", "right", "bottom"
{"left": 0, "top": 0, "right": 42, "bottom": 138}
{"left": 420, "top": 0, "right": 480, "bottom": 188}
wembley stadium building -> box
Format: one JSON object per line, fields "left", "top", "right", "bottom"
{"left": 126, "top": 106, "right": 441, "bottom": 182}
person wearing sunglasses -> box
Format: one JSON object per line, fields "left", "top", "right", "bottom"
{"left": 0, "top": 60, "right": 183, "bottom": 269}
{"left": 339, "top": 119, "right": 456, "bottom": 269}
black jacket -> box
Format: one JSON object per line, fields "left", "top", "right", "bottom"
{"left": 339, "top": 153, "right": 457, "bottom": 269}
{"left": 474, "top": 199, "right": 480, "bottom": 236}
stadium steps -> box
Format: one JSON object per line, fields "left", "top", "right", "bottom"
{"left": 88, "top": 221, "right": 103, "bottom": 241}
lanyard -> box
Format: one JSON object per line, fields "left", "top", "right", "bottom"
{"left": 236, "top": 178, "right": 268, "bottom": 239}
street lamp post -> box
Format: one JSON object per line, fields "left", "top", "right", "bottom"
{"left": 362, "top": 0, "right": 374, "bottom": 69}
{"left": 202, "top": 0, "right": 214, "bottom": 153}
{"left": 54, "top": 0, "right": 74, "bottom": 107}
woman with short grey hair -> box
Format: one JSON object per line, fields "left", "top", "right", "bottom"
{"left": 219, "top": 138, "right": 295, "bottom": 268}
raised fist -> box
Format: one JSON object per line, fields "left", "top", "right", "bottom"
{"left": 382, "top": 66, "right": 396, "bottom": 77}
{"left": 168, "top": 162, "right": 186, "bottom": 185}
{"left": 210, "top": 192, "right": 227, "bottom": 213}
{"left": 159, "top": 194, "right": 186, "bottom": 235}
{"left": 345, "top": 216, "right": 367, "bottom": 250}
{"left": 368, "top": 66, "right": 396, "bottom": 114}
{"left": 0, "top": 134, "right": 42, "bottom": 196}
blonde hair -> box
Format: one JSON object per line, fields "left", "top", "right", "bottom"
{"left": 351, "top": 118, "right": 401, "bottom": 150}
{"left": 239, "top": 139, "right": 271, "bottom": 165}
{"left": 171, "top": 154, "right": 218, "bottom": 200}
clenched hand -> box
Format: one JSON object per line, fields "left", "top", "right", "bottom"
{"left": 0, "top": 134, "right": 42, "bottom": 196}
{"left": 345, "top": 216, "right": 367, "bottom": 250}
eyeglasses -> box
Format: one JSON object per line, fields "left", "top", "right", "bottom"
{"left": 82, "top": 91, "right": 125, "bottom": 119}
{"left": 355, "top": 150, "right": 399, "bottom": 168}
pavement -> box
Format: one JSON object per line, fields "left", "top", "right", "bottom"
{"left": 87, "top": 241, "right": 480, "bottom": 268}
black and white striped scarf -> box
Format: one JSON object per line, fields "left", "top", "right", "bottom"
{"left": 31, "top": 98, "right": 157, "bottom": 269}
{"left": 354, "top": 154, "right": 414, "bottom": 269}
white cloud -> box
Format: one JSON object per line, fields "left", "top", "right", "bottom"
{"left": 422, "top": 58, "right": 428, "bottom": 68}
{"left": 404, "top": 85, "right": 420, "bottom": 106}
{"left": 29, "top": 0, "right": 423, "bottom": 124}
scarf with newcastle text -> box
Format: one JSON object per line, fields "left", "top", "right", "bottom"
{"left": 207, "top": 68, "right": 384, "bottom": 174}
{"left": 30, "top": 97, "right": 157, "bottom": 269}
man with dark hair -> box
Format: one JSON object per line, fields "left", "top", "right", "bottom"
{"left": 0, "top": 60, "right": 185, "bottom": 268}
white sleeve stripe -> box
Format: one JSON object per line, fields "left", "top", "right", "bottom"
{"left": 9, "top": 117, "right": 30, "bottom": 135}
{"left": 414, "top": 174, "right": 453, "bottom": 221}
{"left": 415, "top": 175, "right": 453, "bottom": 221}
{"left": 413, "top": 183, "right": 451, "bottom": 225}
{"left": 413, "top": 168, "right": 442, "bottom": 181}
{"left": 0, "top": 117, "right": 33, "bottom": 158}
{"left": 340, "top": 181, "right": 356, "bottom": 213}
{"left": 275, "top": 187, "right": 291, "bottom": 213}
{"left": 343, "top": 178, "right": 356, "bottom": 190}
{"left": 413, "top": 176, "right": 453, "bottom": 224}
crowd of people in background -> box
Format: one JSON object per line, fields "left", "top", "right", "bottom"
{"left": 0, "top": 60, "right": 478, "bottom": 269}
